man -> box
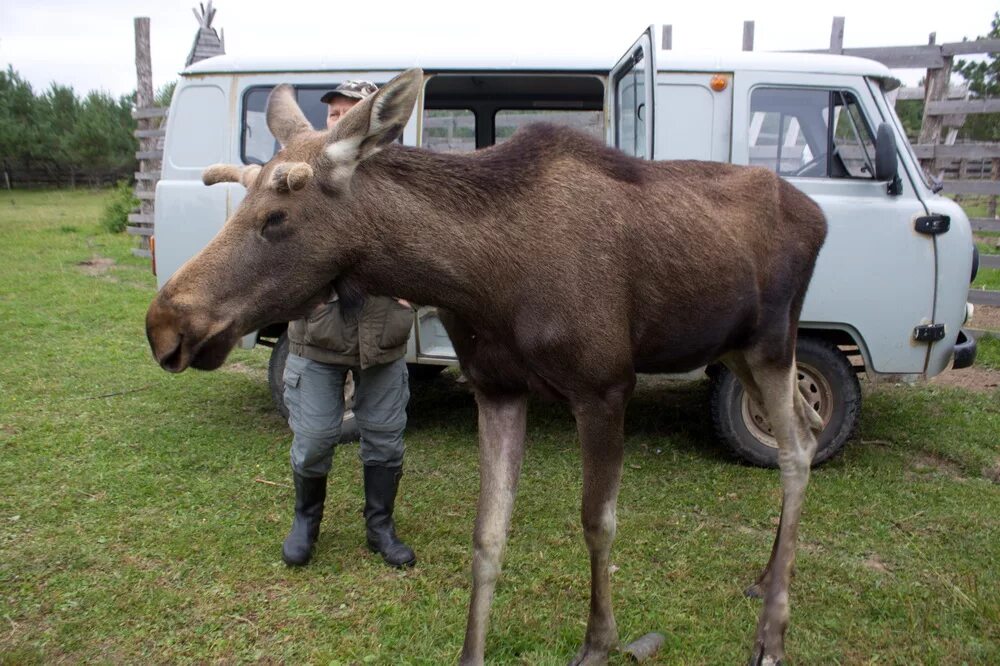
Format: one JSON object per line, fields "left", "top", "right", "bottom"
{"left": 281, "top": 80, "right": 416, "bottom": 569}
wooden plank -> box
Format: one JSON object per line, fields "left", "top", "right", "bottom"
{"left": 742, "top": 21, "right": 754, "bottom": 52}
{"left": 133, "top": 128, "right": 166, "bottom": 139}
{"left": 942, "top": 38, "right": 1000, "bottom": 56}
{"left": 800, "top": 45, "right": 944, "bottom": 68}
{"left": 799, "top": 38, "right": 1000, "bottom": 69}
{"left": 131, "top": 107, "right": 168, "bottom": 120}
{"left": 969, "top": 289, "right": 1000, "bottom": 306}
{"left": 925, "top": 98, "right": 1000, "bottom": 115}
{"left": 131, "top": 248, "right": 152, "bottom": 259}
{"left": 912, "top": 144, "right": 1000, "bottom": 160}
{"left": 981, "top": 255, "right": 1000, "bottom": 269}
{"left": 829, "top": 17, "right": 845, "bottom": 53}
{"left": 971, "top": 218, "right": 1000, "bottom": 232}
{"left": 127, "top": 226, "right": 154, "bottom": 237}
{"left": 128, "top": 213, "right": 154, "bottom": 224}
{"left": 897, "top": 87, "right": 925, "bottom": 101}
{"left": 135, "top": 190, "right": 155, "bottom": 201}
{"left": 134, "top": 171, "right": 160, "bottom": 181}
{"left": 942, "top": 180, "right": 1000, "bottom": 195}
{"left": 135, "top": 150, "right": 163, "bottom": 160}
{"left": 134, "top": 18, "right": 152, "bottom": 110}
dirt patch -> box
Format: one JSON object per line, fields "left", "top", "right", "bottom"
{"left": 983, "top": 459, "right": 1000, "bottom": 484}
{"left": 969, "top": 304, "right": 1000, "bottom": 333}
{"left": 930, "top": 365, "right": 1000, "bottom": 393}
{"left": 222, "top": 362, "right": 265, "bottom": 379}
{"left": 862, "top": 552, "right": 892, "bottom": 574}
{"left": 906, "top": 453, "right": 964, "bottom": 481}
{"left": 76, "top": 256, "right": 116, "bottom": 276}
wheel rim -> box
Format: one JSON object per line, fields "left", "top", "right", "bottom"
{"left": 740, "top": 362, "right": 834, "bottom": 449}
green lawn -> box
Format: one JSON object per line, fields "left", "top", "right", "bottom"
{"left": 973, "top": 267, "right": 1000, "bottom": 291}
{"left": 976, "top": 231, "right": 1000, "bottom": 256}
{"left": 1, "top": 190, "right": 999, "bottom": 665}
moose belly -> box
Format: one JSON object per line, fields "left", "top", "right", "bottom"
{"left": 631, "top": 296, "right": 759, "bottom": 374}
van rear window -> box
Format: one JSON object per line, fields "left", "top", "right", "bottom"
{"left": 495, "top": 110, "right": 603, "bottom": 144}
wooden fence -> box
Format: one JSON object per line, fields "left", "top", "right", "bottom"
{"left": 129, "top": 18, "right": 164, "bottom": 258}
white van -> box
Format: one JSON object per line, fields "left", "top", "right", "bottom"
{"left": 153, "top": 26, "right": 978, "bottom": 467}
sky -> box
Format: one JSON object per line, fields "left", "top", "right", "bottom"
{"left": 1, "top": 0, "right": 997, "bottom": 97}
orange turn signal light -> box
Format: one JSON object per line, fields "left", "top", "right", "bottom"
{"left": 710, "top": 74, "right": 729, "bottom": 92}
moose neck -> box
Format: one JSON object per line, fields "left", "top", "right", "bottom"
{"left": 343, "top": 143, "right": 533, "bottom": 319}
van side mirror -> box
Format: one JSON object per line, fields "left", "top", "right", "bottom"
{"left": 875, "top": 123, "right": 902, "bottom": 196}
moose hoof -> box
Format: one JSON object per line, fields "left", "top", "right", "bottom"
{"left": 748, "top": 642, "right": 783, "bottom": 666}
{"left": 744, "top": 582, "right": 765, "bottom": 599}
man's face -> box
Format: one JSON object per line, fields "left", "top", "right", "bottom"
{"left": 326, "top": 96, "right": 359, "bottom": 129}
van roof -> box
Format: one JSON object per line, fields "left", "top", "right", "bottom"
{"left": 183, "top": 50, "right": 894, "bottom": 80}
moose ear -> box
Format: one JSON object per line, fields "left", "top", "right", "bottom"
{"left": 266, "top": 84, "right": 313, "bottom": 146}
{"left": 324, "top": 68, "right": 423, "bottom": 165}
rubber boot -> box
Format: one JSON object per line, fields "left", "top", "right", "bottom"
{"left": 282, "top": 473, "right": 327, "bottom": 566}
{"left": 363, "top": 465, "right": 416, "bottom": 568}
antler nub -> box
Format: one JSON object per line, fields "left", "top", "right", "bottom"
{"left": 202, "top": 163, "right": 261, "bottom": 188}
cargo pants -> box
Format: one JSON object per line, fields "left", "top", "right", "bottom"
{"left": 283, "top": 352, "right": 410, "bottom": 477}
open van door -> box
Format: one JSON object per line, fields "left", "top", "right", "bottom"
{"left": 608, "top": 26, "right": 656, "bottom": 159}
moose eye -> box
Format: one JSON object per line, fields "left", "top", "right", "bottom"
{"left": 265, "top": 211, "right": 286, "bottom": 228}
{"left": 260, "top": 211, "right": 290, "bottom": 241}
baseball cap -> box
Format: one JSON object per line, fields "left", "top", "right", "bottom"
{"left": 320, "top": 80, "right": 379, "bottom": 103}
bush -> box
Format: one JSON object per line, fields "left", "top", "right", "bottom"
{"left": 101, "top": 180, "right": 138, "bottom": 233}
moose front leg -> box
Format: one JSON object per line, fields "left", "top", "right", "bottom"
{"left": 459, "top": 392, "right": 528, "bottom": 666}
{"left": 570, "top": 392, "right": 629, "bottom": 666}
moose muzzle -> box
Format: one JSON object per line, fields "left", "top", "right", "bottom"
{"left": 145, "top": 293, "right": 240, "bottom": 373}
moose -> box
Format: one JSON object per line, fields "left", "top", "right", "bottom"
{"left": 146, "top": 68, "right": 827, "bottom": 665}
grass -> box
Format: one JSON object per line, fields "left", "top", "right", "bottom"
{"left": 1, "top": 190, "right": 999, "bottom": 664}
{"left": 975, "top": 231, "right": 1000, "bottom": 256}
{"left": 977, "top": 334, "right": 1000, "bottom": 371}
{"left": 972, "top": 267, "right": 1000, "bottom": 291}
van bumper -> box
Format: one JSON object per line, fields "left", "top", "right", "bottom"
{"left": 951, "top": 329, "right": 977, "bottom": 370}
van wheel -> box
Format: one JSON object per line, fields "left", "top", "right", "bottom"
{"left": 267, "top": 332, "right": 360, "bottom": 443}
{"left": 708, "top": 337, "right": 861, "bottom": 468}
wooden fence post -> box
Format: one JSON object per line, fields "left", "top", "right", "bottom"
{"left": 129, "top": 17, "right": 166, "bottom": 258}
{"left": 743, "top": 21, "right": 754, "bottom": 51}
{"left": 132, "top": 17, "right": 155, "bottom": 258}
{"left": 918, "top": 32, "right": 953, "bottom": 179}
{"left": 829, "top": 17, "right": 845, "bottom": 54}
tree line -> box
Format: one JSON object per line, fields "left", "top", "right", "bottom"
{"left": 0, "top": 66, "right": 173, "bottom": 188}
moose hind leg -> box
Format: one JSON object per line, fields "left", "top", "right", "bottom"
{"left": 569, "top": 391, "right": 629, "bottom": 666}
{"left": 723, "top": 351, "right": 779, "bottom": 600}
{"left": 745, "top": 355, "right": 817, "bottom": 666}
{"left": 459, "top": 393, "right": 528, "bottom": 666}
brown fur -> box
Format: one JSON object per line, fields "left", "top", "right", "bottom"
{"left": 146, "top": 69, "right": 827, "bottom": 665}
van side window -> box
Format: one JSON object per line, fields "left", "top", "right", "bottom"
{"left": 615, "top": 50, "right": 646, "bottom": 159}
{"left": 241, "top": 86, "right": 359, "bottom": 164}
{"left": 749, "top": 88, "right": 876, "bottom": 179}
{"left": 243, "top": 88, "right": 276, "bottom": 165}
{"left": 495, "top": 110, "right": 603, "bottom": 144}
{"left": 422, "top": 109, "right": 475, "bottom": 153}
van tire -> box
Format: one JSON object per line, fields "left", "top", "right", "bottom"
{"left": 708, "top": 337, "right": 861, "bottom": 468}
{"left": 267, "top": 332, "right": 360, "bottom": 443}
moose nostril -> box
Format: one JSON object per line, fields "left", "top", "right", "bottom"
{"left": 158, "top": 333, "right": 186, "bottom": 373}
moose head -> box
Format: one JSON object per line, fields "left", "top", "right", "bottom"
{"left": 145, "top": 68, "right": 424, "bottom": 373}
